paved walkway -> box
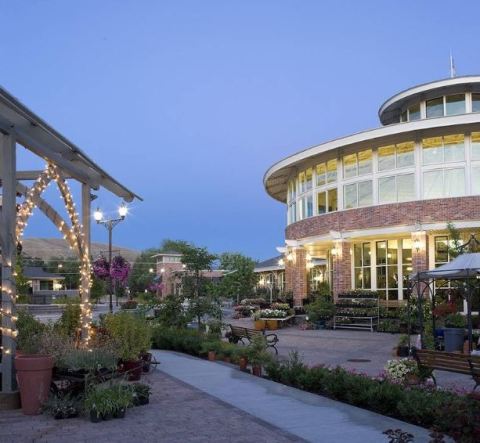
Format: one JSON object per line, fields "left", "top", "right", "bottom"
{"left": 154, "top": 350, "right": 433, "bottom": 443}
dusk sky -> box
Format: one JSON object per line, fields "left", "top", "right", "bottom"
{"left": 1, "top": 1, "right": 480, "bottom": 260}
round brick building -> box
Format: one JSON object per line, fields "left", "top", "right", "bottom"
{"left": 264, "top": 76, "right": 480, "bottom": 307}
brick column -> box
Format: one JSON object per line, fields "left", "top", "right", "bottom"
{"left": 332, "top": 240, "right": 352, "bottom": 300}
{"left": 285, "top": 247, "right": 308, "bottom": 306}
{"left": 412, "top": 231, "right": 428, "bottom": 275}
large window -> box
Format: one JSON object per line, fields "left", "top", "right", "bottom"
{"left": 473, "top": 94, "right": 480, "bottom": 113}
{"left": 378, "top": 173, "right": 415, "bottom": 203}
{"left": 401, "top": 239, "right": 413, "bottom": 299}
{"left": 445, "top": 94, "right": 465, "bottom": 116}
{"left": 426, "top": 97, "right": 444, "bottom": 118}
{"left": 317, "top": 188, "right": 337, "bottom": 214}
{"left": 344, "top": 180, "right": 372, "bottom": 209}
{"left": 423, "top": 168, "right": 465, "bottom": 199}
{"left": 316, "top": 159, "right": 337, "bottom": 186}
{"left": 354, "top": 243, "right": 371, "bottom": 289}
{"left": 376, "top": 240, "right": 399, "bottom": 300}
{"left": 300, "top": 194, "right": 313, "bottom": 219}
{"left": 378, "top": 142, "right": 414, "bottom": 171}
{"left": 422, "top": 134, "right": 464, "bottom": 165}
{"left": 298, "top": 169, "right": 313, "bottom": 194}
{"left": 343, "top": 149, "right": 372, "bottom": 178}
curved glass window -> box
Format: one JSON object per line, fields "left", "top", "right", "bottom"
{"left": 317, "top": 188, "right": 337, "bottom": 214}
{"left": 343, "top": 149, "right": 372, "bottom": 178}
{"left": 378, "top": 174, "right": 415, "bottom": 204}
{"left": 316, "top": 159, "right": 337, "bottom": 186}
{"left": 472, "top": 132, "right": 480, "bottom": 160}
{"left": 409, "top": 104, "right": 421, "bottom": 121}
{"left": 426, "top": 97, "right": 444, "bottom": 118}
{"left": 423, "top": 168, "right": 465, "bottom": 199}
{"left": 344, "top": 180, "right": 373, "bottom": 209}
{"left": 445, "top": 94, "right": 465, "bottom": 115}
{"left": 422, "top": 135, "right": 464, "bottom": 165}
{"left": 378, "top": 142, "right": 414, "bottom": 171}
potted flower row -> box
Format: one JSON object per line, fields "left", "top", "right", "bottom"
{"left": 254, "top": 309, "right": 288, "bottom": 330}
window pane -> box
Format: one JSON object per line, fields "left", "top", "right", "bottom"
{"left": 298, "top": 172, "right": 305, "bottom": 193}
{"left": 316, "top": 163, "right": 326, "bottom": 186}
{"left": 422, "top": 137, "right": 443, "bottom": 165}
{"left": 344, "top": 183, "right": 357, "bottom": 209}
{"left": 426, "top": 97, "right": 444, "bottom": 118}
{"left": 473, "top": 93, "right": 480, "bottom": 113}
{"left": 305, "top": 168, "right": 313, "bottom": 191}
{"left": 363, "top": 243, "right": 371, "bottom": 266}
{"left": 328, "top": 188, "right": 338, "bottom": 212}
{"left": 378, "top": 145, "right": 395, "bottom": 171}
{"left": 354, "top": 268, "right": 364, "bottom": 288}
{"left": 327, "top": 159, "right": 337, "bottom": 183}
{"left": 343, "top": 154, "right": 357, "bottom": 178}
{"left": 445, "top": 94, "right": 465, "bottom": 115}
{"left": 396, "top": 142, "right": 415, "bottom": 168}
{"left": 423, "top": 170, "right": 443, "bottom": 199}
{"left": 378, "top": 176, "right": 396, "bottom": 203}
{"left": 397, "top": 174, "right": 415, "bottom": 202}
{"left": 409, "top": 103, "right": 421, "bottom": 121}
{"left": 376, "top": 241, "right": 387, "bottom": 264}
{"left": 358, "top": 149, "right": 372, "bottom": 175}
{"left": 358, "top": 180, "right": 372, "bottom": 206}
{"left": 472, "top": 132, "right": 480, "bottom": 160}
{"left": 444, "top": 168, "right": 465, "bottom": 197}
{"left": 376, "top": 266, "right": 386, "bottom": 288}
{"left": 400, "top": 110, "right": 407, "bottom": 122}
{"left": 387, "top": 240, "right": 398, "bottom": 265}
{"left": 472, "top": 166, "right": 480, "bottom": 194}
{"left": 317, "top": 191, "right": 326, "bottom": 214}
{"left": 363, "top": 268, "right": 371, "bottom": 289}
{"left": 306, "top": 194, "right": 313, "bottom": 217}
{"left": 354, "top": 244, "right": 362, "bottom": 267}
{"left": 435, "top": 236, "right": 449, "bottom": 263}
{"left": 444, "top": 134, "right": 465, "bottom": 162}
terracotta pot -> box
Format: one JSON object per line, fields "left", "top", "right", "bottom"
{"left": 252, "top": 365, "right": 262, "bottom": 377}
{"left": 122, "top": 360, "right": 143, "bottom": 381}
{"left": 254, "top": 320, "right": 266, "bottom": 331}
{"left": 15, "top": 354, "right": 54, "bottom": 415}
{"left": 208, "top": 351, "right": 216, "bottom": 361}
{"left": 239, "top": 357, "right": 248, "bottom": 370}
{"left": 266, "top": 320, "right": 278, "bottom": 330}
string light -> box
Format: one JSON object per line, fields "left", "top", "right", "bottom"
{"left": 12, "top": 163, "right": 94, "bottom": 348}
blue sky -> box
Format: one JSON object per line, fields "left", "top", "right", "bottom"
{"left": 1, "top": 0, "right": 480, "bottom": 260}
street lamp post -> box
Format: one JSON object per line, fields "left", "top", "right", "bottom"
{"left": 94, "top": 203, "right": 128, "bottom": 313}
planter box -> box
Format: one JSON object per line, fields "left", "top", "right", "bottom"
{"left": 254, "top": 320, "right": 266, "bottom": 330}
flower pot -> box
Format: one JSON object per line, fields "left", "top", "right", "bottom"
{"left": 15, "top": 354, "right": 54, "bottom": 415}
{"left": 444, "top": 328, "right": 465, "bottom": 352}
{"left": 254, "top": 320, "right": 266, "bottom": 330}
{"left": 90, "top": 410, "right": 102, "bottom": 423}
{"left": 122, "top": 360, "right": 143, "bottom": 381}
{"left": 252, "top": 365, "right": 262, "bottom": 377}
{"left": 114, "top": 408, "right": 126, "bottom": 419}
{"left": 239, "top": 357, "right": 248, "bottom": 371}
{"left": 208, "top": 351, "right": 216, "bottom": 361}
{"left": 266, "top": 319, "right": 278, "bottom": 330}
{"left": 141, "top": 352, "right": 153, "bottom": 373}
{"left": 396, "top": 346, "right": 410, "bottom": 357}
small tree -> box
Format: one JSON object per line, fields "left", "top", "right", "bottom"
{"left": 179, "top": 244, "right": 220, "bottom": 330}
{"left": 218, "top": 252, "right": 257, "bottom": 303}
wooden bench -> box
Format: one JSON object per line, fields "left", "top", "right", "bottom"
{"left": 415, "top": 349, "right": 480, "bottom": 390}
{"left": 227, "top": 324, "right": 279, "bottom": 354}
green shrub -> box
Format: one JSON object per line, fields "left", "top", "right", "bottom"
{"left": 104, "top": 312, "right": 152, "bottom": 361}
{"left": 54, "top": 300, "right": 81, "bottom": 336}
{"left": 16, "top": 310, "right": 46, "bottom": 352}
{"left": 151, "top": 326, "right": 206, "bottom": 356}
{"left": 305, "top": 298, "right": 335, "bottom": 322}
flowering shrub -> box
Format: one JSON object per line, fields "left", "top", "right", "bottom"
{"left": 271, "top": 303, "right": 290, "bottom": 311}
{"left": 257, "top": 309, "right": 288, "bottom": 319}
{"left": 384, "top": 359, "right": 418, "bottom": 383}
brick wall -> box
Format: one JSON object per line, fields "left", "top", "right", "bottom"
{"left": 332, "top": 241, "right": 351, "bottom": 298}
{"left": 285, "top": 248, "right": 307, "bottom": 306}
{"left": 286, "top": 196, "right": 480, "bottom": 240}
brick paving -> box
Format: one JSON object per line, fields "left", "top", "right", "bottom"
{"left": 0, "top": 370, "right": 302, "bottom": 443}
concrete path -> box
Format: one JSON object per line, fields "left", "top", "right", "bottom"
{"left": 154, "top": 350, "right": 433, "bottom": 443}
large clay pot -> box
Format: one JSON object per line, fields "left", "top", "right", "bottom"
{"left": 208, "top": 351, "right": 216, "bottom": 361}
{"left": 252, "top": 365, "right": 262, "bottom": 377}
{"left": 239, "top": 357, "right": 248, "bottom": 371}
{"left": 15, "top": 354, "right": 54, "bottom": 415}
{"left": 122, "top": 360, "right": 143, "bottom": 381}
{"left": 266, "top": 320, "right": 278, "bottom": 330}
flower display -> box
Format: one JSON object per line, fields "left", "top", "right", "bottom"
{"left": 384, "top": 358, "right": 418, "bottom": 383}
{"left": 110, "top": 255, "right": 131, "bottom": 286}
{"left": 92, "top": 256, "right": 110, "bottom": 279}
{"left": 257, "top": 309, "right": 288, "bottom": 319}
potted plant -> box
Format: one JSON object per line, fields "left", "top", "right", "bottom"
{"left": 219, "top": 342, "right": 236, "bottom": 363}
{"left": 305, "top": 297, "right": 335, "bottom": 329}
{"left": 201, "top": 340, "right": 221, "bottom": 361}
{"left": 15, "top": 319, "right": 54, "bottom": 415}
{"left": 384, "top": 358, "right": 420, "bottom": 385}
{"left": 132, "top": 383, "right": 151, "bottom": 406}
{"left": 252, "top": 311, "right": 266, "bottom": 331}
{"left": 245, "top": 335, "right": 272, "bottom": 377}
{"left": 84, "top": 386, "right": 112, "bottom": 422}
{"left": 42, "top": 393, "right": 80, "bottom": 419}
{"left": 104, "top": 312, "right": 152, "bottom": 381}
{"left": 396, "top": 334, "right": 410, "bottom": 357}
{"left": 234, "top": 347, "right": 249, "bottom": 371}
{"left": 443, "top": 313, "right": 466, "bottom": 352}
{"left": 111, "top": 384, "right": 133, "bottom": 418}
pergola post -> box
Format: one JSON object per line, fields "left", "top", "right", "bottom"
{"left": 80, "top": 184, "right": 91, "bottom": 340}
{"left": 0, "top": 131, "right": 17, "bottom": 392}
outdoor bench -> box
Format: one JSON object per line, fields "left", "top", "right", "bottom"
{"left": 415, "top": 349, "right": 480, "bottom": 390}
{"left": 227, "top": 324, "right": 279, "bottom": 354}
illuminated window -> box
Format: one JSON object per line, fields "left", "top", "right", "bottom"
{"left": 472, "top": 132, "right": 480, "bottom": 160}
{"left": 358, "top": 180, "right": 372, "bottom": 206}
{"left": 422, "top": 137, "right": 443, "bottom": 165}
{"left": 305, "top": 168, "right": 313, "bottom": 191}
{"left": 378, "top": 174, "right": 415, "bottom": 204}
{"left": 378, "top": 142, "right": 414, "bottom": 171}
{"left": 343, "top": 150, "right": 371, "bottom": 178}
{"left": 343, "top": 154, "right": 357, "bottom": 179}
{"left": 354, "top": 243, "right": 371, "bottom": 289}
{"left": 344, "top": 183, "right": 357, "bottom": 209}
{"left": 316, "top": 159, "right": 337, "bottom": 186}
{"left": 358, "top": 149, "right": 372, "bottom": 175}
{"left": 376, "top": 240, "right": 399, "bottom": 300}
{"left": 422, "top": 135, "right": 464, "bottom": 164}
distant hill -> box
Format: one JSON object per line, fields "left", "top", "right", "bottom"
{"left": 21, "top": 238, "right": 140, "bottom": 264}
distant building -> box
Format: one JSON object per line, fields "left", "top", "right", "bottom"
{"left": 254, "top": 256, "right": 285, "bottom": 295}
{"left": 23, "top": 266, "right": 78, "bottom": 304}
{"left": 153, "top": 251, "right": 225, "bottom": 297}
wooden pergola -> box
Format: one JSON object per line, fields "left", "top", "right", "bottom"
{"left": 0, "top": 86, "right": 141, "bottom": 396}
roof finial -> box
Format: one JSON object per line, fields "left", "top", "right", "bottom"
{"left": 449, "top": 50, "right": 456, "bottom": 78}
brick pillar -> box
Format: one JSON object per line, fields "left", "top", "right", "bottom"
{"left": 285, "top": 247, "right": 308, "bottom": 306}
{"left": 332, "top": 240, "right": 352, "bottom": 300}
{"left": 412, "top": 231, "right": 428, "bottom": 275}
